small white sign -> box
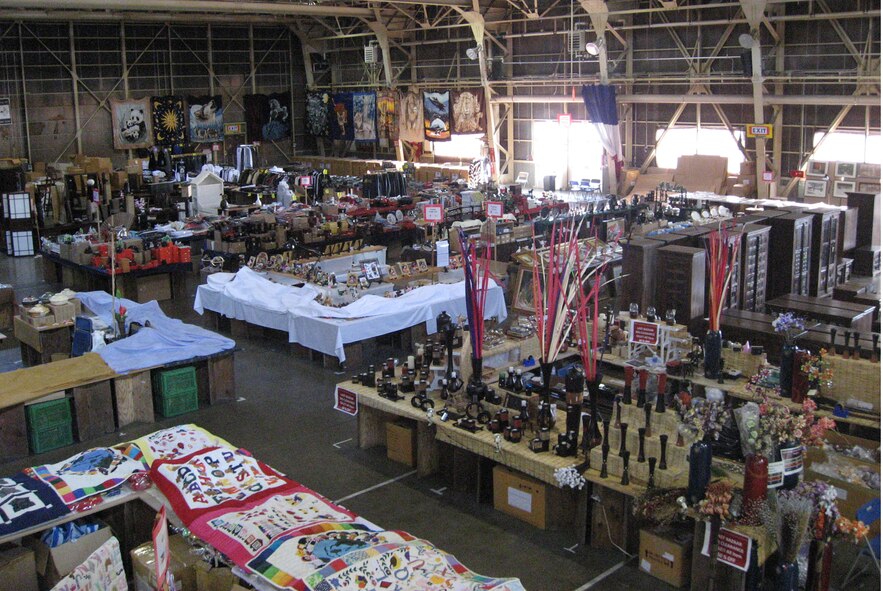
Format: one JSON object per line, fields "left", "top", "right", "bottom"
{"left": 507, "top": 487, "right": 532, "bottom": 513}
{"left": 436, "top": 240, "right": 450, "bottom": 268}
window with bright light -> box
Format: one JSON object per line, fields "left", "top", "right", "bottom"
{"left": 655, "top": 127, "right": 746, "bottom": 175}
{"left": 811, "top": 132, "right": 881, "bottom": 164}
{"left": 432, "top": 134, "right": 484, "bottom": 160}
{"left": 531, "top": 121, "right": 604, "bottom": 190}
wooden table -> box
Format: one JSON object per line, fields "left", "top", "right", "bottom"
{"left": 766, "top": 294, "right": 876, "bottom": 332}
{"left": 13, "top": 316, "right": 74, "bottom": 366}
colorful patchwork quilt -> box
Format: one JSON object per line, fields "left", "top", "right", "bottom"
{"left": 28, "top": 448, "right": 147, "bottom": 505}
{"left": 150, "top": 446, "right": 292, "bottom": 524}
{"left": 0, "top": 473, "right": 69, "bottom": 537}
{"left": 51, "top": 535, "right": 127, "bottom": 591}
{"left": 122, "top": 424, "right": 234, "bottom": 467}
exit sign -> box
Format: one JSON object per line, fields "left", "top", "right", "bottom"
{"left": 558, "top": 114, "right": 572, "bottom": 126}
{"left": 747, "top": 124, "right": 773, "bottom": 138}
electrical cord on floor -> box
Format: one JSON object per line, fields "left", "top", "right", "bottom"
{"left": 600, "top": 502, "right": 636, "bottom": 559}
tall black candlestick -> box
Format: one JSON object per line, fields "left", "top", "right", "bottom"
{"left": 621, "top": 450, "right": 631, "bottom": 486}
{"left": 648, "top": 457, "right": 657, "bottom": 488}
{"left": 600, "top": 444, "right": 609, "bottom": 478}
{"left": 644, "top": 403, "right": 653, "bottom": 437}
{"left": 614, "top": 397, "right": 622, "bottom": 428}
{"left": 637, "top": 427, "right": 646, "bottom": 462}
{"left": 618, "top": 423, "right": 628, "bottom": 457}
{"left": 602, "top": 419, "right": 611, "bottom": 446}
{"left": 659, "top": 434, "right": 668, "bottom": 470}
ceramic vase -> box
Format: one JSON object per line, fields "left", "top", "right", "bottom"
{"left": 779, "top": 343, "right": 797, "bottom": 398}
{"left": 704, "top": 330, "right": 723, "bottom": 379}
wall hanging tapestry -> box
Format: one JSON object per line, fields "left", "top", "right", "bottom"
{"left": 151, "top": 96, "right": 186, "bottom": 146}
{"left": 452, "top": 88, "right": 486, "bottom": 134}
{"left": 330, "top": 93, "right": 355, "bottom": 141}
{"left": 376, "top": 89, "right": 397, "bottom": 141}
{"left": 123, "top": 424, "right": 234, "bottom": 467}
{"left": 151, "top": 446, "right": 292, "bottom": 524}
{"left": 352, "top": 92, "right": 377, "bottom": 142}
{"left": 110, "top": 97, "right": 153, "bottom": 150}
{"left": 397, "top": 89, "right": 424, "bottom": 143}
{"left": 188, "top": 488, "right": 362, "bottom": 566}
{"left": 187, "top": 95, "right": 224, "bottom": 143}
{"left": 245, "top": 93, "right": 292, "bottom": 143}
{"left": 0, "top": 473, "right": 69, "bottom": 536}
{"left": 28, "top": 448, "right": 147, "bottom": 505}
{"left": 52, "top": 536, "right": 127, "bottom": 591}
{"left": 305, "top": 92, "right": 331, "bottom": 137}
{"left": 423, "top": 90, "right": 451, "bottom": 141}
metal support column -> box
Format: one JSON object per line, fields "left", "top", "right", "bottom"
{"left": 18, "top": 23, "right": 32, "bottom": 162}
{"left": 68, "top": 21, "right": 82, "bottom": 154}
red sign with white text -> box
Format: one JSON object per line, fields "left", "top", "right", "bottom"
{"left": 630, "top": 320, "right": 659, "bottom": 346}
{"left": 423, "top": 203, "right": 444, "bottom": 223}
{"left": 486, "top": 201, "right": 504, "bottom": 218}
{"left": 334, "top": 386, "right": 359, "bottom": 416}
{"left": 716, "top": 528, "right": 752, "bottom": 572}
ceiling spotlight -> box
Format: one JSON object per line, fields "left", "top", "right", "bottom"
{"left": 466, "top": 46, "right": 481, "bottom": 60}
{"left": 585, "top": 38, "right": 605, "bottom": 57}
{"left": 738, "top": 33, "right": 756, "bottom": 49}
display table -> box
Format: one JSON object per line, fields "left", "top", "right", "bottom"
{"left": 13, "top": 316, "right": 74, "bottom": 366}
{"left": 195, "top": 267, "right": 507, "bottom": 363}
{"left": 766, "top": 294, "right": 876, "bottom": 332}
{"left": 41, "top": 250, "right": 190, "bottom": 303}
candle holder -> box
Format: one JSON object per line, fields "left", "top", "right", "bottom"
{"left": 644, "top": 403, "right": 653, "bottom": 437}
{"left": 659, "top": 434, "right": 668, "bottom": 470}
{"left": 637, "top": 369, "right": 648, "bottom": 406}
{"left": 600, "top": 444, "right": 609, "bottom": 478}
{"left": 623, "top": 366, "right": 634, "bottom": 405}
{"left": 618, "top": 423, "right": 628, "bottom": 457}
{"left": 648, "top": 457, "right": 657, "bottom": 488}
{"left": 655, "top": 373, "right": 667, "bottom": 413}
{"left": 614, "top": 397, "right": 622, "bottom": 428}
{"left": 602, "top": 419, "right": 610, "bottom": 447}
{"left": 637, "top": 428, "right": 646, "bottom": 462}
{"left": 621, "top": 450, "right": 631, "bottom": 486}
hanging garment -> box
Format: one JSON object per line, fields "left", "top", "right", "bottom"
{"left": 423, "top": 90, "right": 451, "bottom": 142}
{"left": 236, "top": 145, "right": 255, "bottom": 172}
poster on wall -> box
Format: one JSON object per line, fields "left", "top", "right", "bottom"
{"left": 423, "top": 90, "right": 451, "bottom": 142}
{"left": 452, "top": 89, "right": 486, "bottom": 134}
{"left": 397, "top": 89, "right": 424, "bottom": 143}
{"left": 151, "top": 96, "right": 186, "bottom": 146}
{"left": 376, "top": 89, "right": 397, "bottom": 142}
{"left": 187, "top": 95, "right": 224, "bottom": 143}
{"left": 244, "top": 93, "right": 292, "bottom": 143}
{"left": 110, "top": 97, "right": 153, "bottom": 149}
{"left": 352, "top": 92, "right": 377, "bottom": 142}
{"left": 330, "top": 92, "right": 355, "bottom": 141}
{"left": 0, "top": 98, "right": 11, "bottom": 126}
{"left": 305, "top": 91, "right": 331, "bottom": 137}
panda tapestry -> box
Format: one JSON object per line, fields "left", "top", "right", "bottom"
{"left": 110, "top": 98, "right": 153, "bottom": 150}
{"left": 452, "top": 88, "right": 486, "bottom": 134}
{"left": 151, "top": 95, "right": 186, "bottom": 146}
{"left": 423, "top": 90, "right": 451, "bottom": 142}
{"left": 352, "top": 92, "right": 377, "bottom": 143}
{"left": 187, "top": 95, "right": 224, "bottom": 143}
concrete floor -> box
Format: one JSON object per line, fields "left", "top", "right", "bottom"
{"left": 1, "top": 253, "right": 878, "bottom": 591}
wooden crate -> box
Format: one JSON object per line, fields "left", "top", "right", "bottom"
{"left": 208, "top": 353, "right": 236, "bottom": 404}
{"left": 0, "top": 405, "right": 28, "bottom": 462}
{"left": 113, "top": 371, "right": 155, "bottom": 427}
{"left": 73, "top": 381, "right": 116, "bottom": 441}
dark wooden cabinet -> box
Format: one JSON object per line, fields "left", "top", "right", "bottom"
{"left": 739, "top": 224, "right": 771, "bottom": 312}
{"left": 839, "top": 207, "right": 858, "bottom": 257}
{"left": 620, "top": 237, "right": 662, "bottom": 313}
{"left": 846, "top": 191, "right": 880, "bottom": 249}
{"left": 762, "top": 212, "right": 813, "bottom": 299}
{"left": 669, "top": 225, "right": 713, "bottom": 248}
{"left": 656, "top": 245, "right": 706, "bottom": 330}
{"left": 808, "top": 210, "right": 840, "bottom": 297}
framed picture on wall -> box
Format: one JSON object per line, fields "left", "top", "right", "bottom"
{"left": 807, "top": 161, "right": 827, "bottom": 176}
{"left": 857, "top": 162, "right": 881, "bottom": 178}
{"left": 804, "top": 179, "right": 827, "bottom": 198}
{"left": 512, "top": 267, "right": 535, "bottom": 315}
{"left": 857, "top": 182, "right": 881, "bottom": 194}
{"left": 835, "top": 162, "right": 857, "bottom": 178}
{"left": 833, "top": 180, "right": 856, "bottom": 198}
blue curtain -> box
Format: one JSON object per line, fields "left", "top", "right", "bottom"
{"left": 581, "top": 84, "right": 619, "bottom": 126}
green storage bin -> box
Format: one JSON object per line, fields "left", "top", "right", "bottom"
{"left": 156, "top": 366, "right": 198, "bottom": 397}
{"left": 26, "top": 397, "right": 72, "bottom": 431}
{"left": 29, "top": 422, "right": 74, "bottom": 454}
{"left": 156, "top": 388, "right": 199, "bottom": 418}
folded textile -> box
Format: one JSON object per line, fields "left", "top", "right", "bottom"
{"left": 51, "top": 536, "right": 127, "bottom": 591}
{"left": 0, "top": 473, "right": 70, "bottom": 537}
{"left": 121, "top": 423, "right": 234, "bottom": 467}
{"left": 41, "top": 519, "right": 100, "bottom": 547}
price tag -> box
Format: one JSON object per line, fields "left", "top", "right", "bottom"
{"left": 486, "top": 201, "right": 504, "bottom": 218}
{"left": 717, "top": 528, "right": 753, "bottom": 572}
{"left": 630, "top": 320, "right": 659, "bottom": 345}
{"left": 334, "top": 386, "right": 359, "bottom": 416}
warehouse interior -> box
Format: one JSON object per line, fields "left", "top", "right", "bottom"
{"left": 0, "top": 1, "right": 880, "bottom": 590}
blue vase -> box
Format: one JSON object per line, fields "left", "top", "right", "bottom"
{"left": 779, "top": 343, "right": 796, "bottom": 397}
{"left": 687, "top": 441, "right": 712, "bottom": 505}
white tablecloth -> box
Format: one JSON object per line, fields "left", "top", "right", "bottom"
{"left": 194, "top": 267, "right": 507, "bottom": 362}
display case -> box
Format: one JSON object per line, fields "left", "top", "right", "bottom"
{"left": 808, "top": 209, "right": 840, "bottom": 297}
{"left": 655, "top": 245, "right": 706, "bottom": 330}
{"left": 739, "top": 223, "right": 771, "bottom": 312}
{"left": 763, "top": 212, "right": 813, "bottom": 299}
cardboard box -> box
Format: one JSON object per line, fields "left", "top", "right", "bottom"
{"left": 49, "top": 302, "right": 76, "bottom": 324}
{"left": 0, "top": 544, "right": 38, "bottom": 591}
{"left": 131, "top": 535, "right": 198, "bottom": 591}
{"left": 492, "top": 465, "right": 576, "bottom": 530}
{"left": 805, "top": 434, "right": 881, "bottom": 538}
{"left": 638, "top": 526, "right": 693, "bottom": 588}
{"left": 195, "top": 561, "right": 235, "bottom": 591}
{"left": 28, "top": 522, "right": 112, "bottom": 588}
{"left": 386, "top": 421, "right": 416, "bottom": 467}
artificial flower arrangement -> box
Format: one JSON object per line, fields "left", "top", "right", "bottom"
{"left": 772, "top": 311, "right": 807, "bottom": 345}
{"left": 697, "top": 480, "right": 735, "bottom": 521}
{"left": 799, "top": 349, "right": 835, "bottom": 390}
{"left": 787, "top": 480, "right": 870, "bottom": 544}
{"left": 675, "top": 395, "right": 732, "bottom": 444}
{"left": 736, "top": 395, "right": 836, "bottom": 458}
